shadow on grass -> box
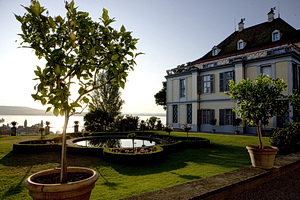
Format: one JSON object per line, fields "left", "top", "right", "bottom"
{"left": 1, "top": 166, "right": 32, "bottom": 199}
{"left": 0, "top": 151, "right": 60, "bottom": 167}
{"left": 170, "top": 171, "right": 202, "bottom": 180}
{"left": 95, "top": 167, "right": 120, "bottom": 190}
{"left": 0, "top": 139, "right": 251, "bottom": 180}
{"left": 0, "top": 151, "right": 103, "bottom": 168}
{"left": 109, "top": 143, "right": 250, "bottom": 176}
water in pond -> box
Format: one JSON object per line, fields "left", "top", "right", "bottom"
{"left": 74, "top": 138, "right": 156, "bottom": 148}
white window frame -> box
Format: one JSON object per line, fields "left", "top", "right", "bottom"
{"left": 272, "top": 30, "right": 280, "bottom": 42}
{"left": 202, "top": 74, "right": 214, "bottom": 94}
{"left": 212, "top": 46, "right": 219, "bottom": 56}
{"left": 237, "top": 39, "right": 245, "bottom": 50}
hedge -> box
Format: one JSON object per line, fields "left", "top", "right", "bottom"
{"left": 102, "top": 146, "right": 164, "bottom": 164}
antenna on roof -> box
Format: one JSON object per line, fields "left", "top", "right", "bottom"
{"left": 234, "top": 17, "right": 236, "bottom": 31}
{"left": 278, "top": 0, "right": 281, "bottom": 18}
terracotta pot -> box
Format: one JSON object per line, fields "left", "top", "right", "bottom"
{"left": 25, "top": 167, "right": 98, "bottom": 200}
{"left": 246, "top": 145, "right": 278, "bottom": 169}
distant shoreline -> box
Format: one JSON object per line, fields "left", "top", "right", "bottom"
{"left": 0, "top": 106, "right": 165, "bottom": 117}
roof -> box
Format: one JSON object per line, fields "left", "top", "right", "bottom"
{"left": 191, "top": 17, "right": 300, "bottom": 65}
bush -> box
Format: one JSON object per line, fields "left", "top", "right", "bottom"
{"left": 270, "top": 122, "right": 300, "bottom": 154}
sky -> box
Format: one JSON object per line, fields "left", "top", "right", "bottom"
{"left": 0, "top": 0, "right": 300, "bottom": 115}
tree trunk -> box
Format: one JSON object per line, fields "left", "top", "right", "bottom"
{"left": 256, "top": 120, "right": 263, "bottom": 149}
{"left": 60, "top": 111, "right": 70, "bottom": 183}
{"left": 132, "top": 138, "right": 135, "bottom": 152}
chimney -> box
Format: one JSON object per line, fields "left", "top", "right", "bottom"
{"left": 238, "top": 18, "right": 245, "bottom": 32}
{"left": 268, "top": 7, "right": 275, "bottom": 22}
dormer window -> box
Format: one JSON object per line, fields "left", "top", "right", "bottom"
{"left": 212, "top": 46, "right": 220, "bottom": 56}
{"left": 237, "top": 39, "right": 246, "bottom": 50}
{"left": 272, "top": 30, "right": 280, "bottom": 42}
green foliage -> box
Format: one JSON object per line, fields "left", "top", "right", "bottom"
{"left": 288, "top": 90, "right": 300, "bottom": 122}
{"left": 115, "top": 115, "right": 140, "bottom": 131}
{"left": 270, "top": 122, "right": 300, "bottom": 154}
{"left": 15, "top": 0, "right": 140, "bottom": 183}
{"left": 147, "top": 116, "right": 158, "bottom": 130}
{"left": 84, "top": 109, "right": 114, "bottom": 132}
{"left": 154, "top": 81, "right": 167, "bottom": 110}
{"left": 89, "top": 71, "right": 124, "bottom": 119}
{"left": 227, "top": 74, "right": 286, "bottom": 148}
{"left": 15, "top": 0, "right": 140, "bottom": 116}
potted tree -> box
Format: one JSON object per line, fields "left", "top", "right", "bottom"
{"left": 227, "top": 74, "right": 286, "bottom": 169}
{"left": 164, "top": 126, "right": 173, "bottom": 136}
{"left": 210, "top": 119, "right": 217, "bottom": 133}
{"left": 182, "top": 124, "right": 192, "bottom": 137}
{"left": 11, "top": 121, "right": 18, "bottom": 136}
{"left": 16, "top": 1, "right": 140, "bottom": 199}
{"left": 234, "top": 118, "right": 242, "bottom": 134}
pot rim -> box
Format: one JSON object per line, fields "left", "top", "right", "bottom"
{"left": 25, "top": 167, "right": 99, "bottom": 192}
{"left": 246, "top": 145, "right": 279, "bottom": 151}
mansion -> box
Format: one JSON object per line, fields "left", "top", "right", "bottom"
{"left": 165, "top": 9, "right": 300, "bottom": 134}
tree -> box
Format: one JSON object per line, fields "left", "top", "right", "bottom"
{"left": 154, "top": 81, "right": 167, "bottom": 110}
{"left": 16, "top": 0, "right": 140, "bottom": 183}
{"left": 115, "top": 115, "right": 139, "bottom": 131}
{"left": 227, "top": 74, "right": 286, "bottom": 149}
{"left": 89, "top": 71, "right": 124, "bottom": 119}
{"left": 288, "top": 90, "right": 300, "bottom": 122}
{"left": 84, "top": 109, "right": 113, "bottom": 132}
{"left": 146, "top": 116, "right": 158, "bottom": 130}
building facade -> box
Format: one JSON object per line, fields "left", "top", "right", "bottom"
{"left": 165, "top": 9, "right": 300, "bottom": 134}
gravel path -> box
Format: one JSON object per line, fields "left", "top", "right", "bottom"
{"left": 225, "top": 167, "right": 300, "bottom": 200}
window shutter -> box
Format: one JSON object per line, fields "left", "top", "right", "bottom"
{"left": 220, "top": 73, "right": 224, "bottom": 92}
{"left": 198, "top": 109, "right": 202, "bottom": 124}
{"left": 219, "top": 109, "right": 224, "bottom": 125}
{"left": 211, "top": 74, "right": 215, "bottom": 93}
{"left": 232, "top": 112, "right": 236, "bottom": 125}
{"left": 197, "top": 76, "right": 202, "bottom": 94}
{"left": 211, "top": 109, "right": 215, "bottom": 121}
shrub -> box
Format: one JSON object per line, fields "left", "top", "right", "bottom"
{"left": 270, "top": 122, "right": 300, "bottom": 154}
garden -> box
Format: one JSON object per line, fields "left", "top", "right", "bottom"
{"left": 9, "top": 1, "right": 300, "bottom": 199}
{"left": 0, "top": 131, "right": 270, "bottom": 200}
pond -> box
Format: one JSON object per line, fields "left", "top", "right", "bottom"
{"left": 74, "top": 138, "right": 157, "bottom": 148}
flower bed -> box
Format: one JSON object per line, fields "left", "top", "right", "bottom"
{"left": 103, "top": 146, "right": 164, "bottom": 164}
{"left": 109, "top": 146, "right": 157, "bottom": 154}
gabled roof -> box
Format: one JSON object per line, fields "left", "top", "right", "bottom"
{"left": 191, "top": 18, "right": 300, "bottom": 65}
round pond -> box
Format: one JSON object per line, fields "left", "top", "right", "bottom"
{"left": 74, "top": 138, "right": 157, "bottom": 148}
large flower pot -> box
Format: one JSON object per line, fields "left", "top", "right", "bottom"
{"left": 25, "top": 167, "right": 99, "bottom": 200}
{"left": 246, "top": 145, "right": 278, "bottom": 169}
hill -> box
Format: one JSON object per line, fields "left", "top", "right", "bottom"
{"left": 0, "top": 106, "right": 51, "bottom": 115}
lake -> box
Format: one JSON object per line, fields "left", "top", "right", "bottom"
{"left": 0, "top": 114, "right": 166, "bottom": 134}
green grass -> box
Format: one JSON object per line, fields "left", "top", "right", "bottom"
{"left": 0, "top": 132, "right": 270, "bottom": 200}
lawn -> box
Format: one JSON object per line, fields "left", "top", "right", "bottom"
{"left": 0, "top": 132, "right": 270, "bottom": 200}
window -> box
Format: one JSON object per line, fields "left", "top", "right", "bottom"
{"left": 220, "top": 71, "right": 234, "bottom": 92}
{"left": 187, "top": 104, "right": 192, "bottom": 124}
{"left": 199, "top": 109, "right": 215, "bottom": 124}
{"left": 272, "top": 30, "right": 280, "bottom": 42}
{"left": 201, "top": 74, "right": 214, "bottom": 94}
{"left": 179, "top": 79, "right": 185, "bottom": 98}
{"left": 173, "top": 105, "right": 178, "bottom": 123}
{"left": 219, "top": 109, "right": 235, "bottom": 125}
{"left": 261, "top": 65, "right": 271, "bottom": 76}
{"left": 212, "top": 46, "right": 219, "bottom": 56}
{"left": 292, "top": 63, "right": 300, "bottom": 90}
{"left": 237, "top": 39, "right": 245, "bottom": 50}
